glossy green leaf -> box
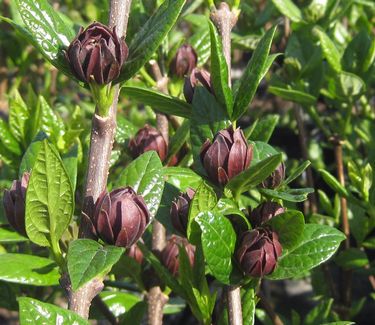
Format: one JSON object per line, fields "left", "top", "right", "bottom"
{"left": 25, "top": 140, "right": 74, "bottom": 247}
{"left": 100, "top": 291, "right": 141, "bottom": 317}
{"left": 215, "top": 198, "right": 251, "bottom": 229}
{"left": 167, "top": 120, "right": 190, "bottom": 161}
{"left": 62, "top": 144, "right": 78, "bottom": 193}
{"left": 163, "top": 167, "right": 202, "bottom": 191}
{"left": 284, "top": 160, "right": 311, "bottom": 185}
{"left": 18, "top": 297, "right": 89, "bottom": 325}
{"left": 267, "top": 224, "right": 346, "bottom": 280}
{"left": 115, "top": 116, "right": 137, "bottom": 144}
{"left": 232, "top": 26, "right": 277, "bottom": 120}
{"left": 118, "top": 0, "right": 186, "bottom": 83}
{"left": 319, "top": 169, "right": 348, "bottom": 197}
{"left": 15, "top": 0, "right": 75, "bottom": 74}
{"left": 266, "top": 210, "right": 305, "bottom": 249}
{"left": 196, "top": 211, "right": 236, "bottom": 284}
{"left": 122, "top": 86, "right": 191, "bottom": 118}
{"left": 9, "top": 90, "right": 29, "bottom": 144}
{"left": 208, "top": 20, "right": 233, "bottom": 117}
{"left": 260, "top": 188, "right": 314, "bottom": 202}
{"left": 247, "top": 115, "right": 279, "bottom": 143}
{"left": 335, "top": 248, "right": 369, "bottom": 269}
{"left": 250, "top": 141, "right": 279, "bottom": 164}
{"left": 0, "top": 227, "right": 28, "bottom": 243}
{"left": 271, "top": 0, "right": 304, "bottom": 22}
{"left": 190, "top": 86, "right": 230, "bottom": 166}
{"left": 190, "top": 26, "right": 210, "bottom": 65}
{"left": 188, "top": 181, "right": 217, "bottom": 243}
{"left": 117, "top": 151, "right": 164, "bottom": 218}
{"left": 241, "top": 283, "right": 257, "bottom": 325}
{"left": 0, "top": 118, "right": 22, "bottom": 156}
{"left": 268, "top": 87, "right": 317, "bottom": 105}
{"left": 315, "top": 28, "right": 342, "bottom": 72}
{"left": 226, "top": 153, "right": 283, "bottom": 195}
{"left": 0, "top": 254, "right": 59, "bottom": 286}
{"left": 19, "top": 132, "right": 48, "bottom": 176}
{"left": 67, "top": 239, "right": 124, "bottom": 291}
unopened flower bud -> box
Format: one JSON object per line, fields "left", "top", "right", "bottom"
{"left": 129, "top": 125, "right": 168, "bottom": 161}
{"left": 183, "top": 68, "right": 213, "bottom": 103}
{"left": 66, "top": 22, "right": 128, "bottom": 84}
{"left": 93, "top": 187, "right": 150, "bottom": 248}
{"left": 170, "top": 45, "right": 197, "bottom": 77}
{"left": 3, "top": 172, "right": 30, "bottom": 237}
{"left": 261, "top": 163, "right": 285, "bottom": 189}
{"left": 251, "top": 202, "right": 285, "bottom": 227}
{"left": 161, "top": 236, "right": 195, "bottom": 276}
{"left": 126, "top": 243, "right": 144, "bottom": 265}
{"left": 236, "top": 228, "right": 282, "bottom": 277}
{"left": 200, "top": 126, "right": 253, "bottom": 186}
{"left": 170, "top": 188, "right": 195, "bottom": 236}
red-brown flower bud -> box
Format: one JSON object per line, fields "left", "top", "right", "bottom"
{"left": 170, "top": 188, "right": 195, "bottom": 236}
{"left": 3, "top": 172, "right": 30, "bottom": 237}
{"left": 126, "top": 243, "right": 144, "bottom": 265}
{"left": 93, "top": 187, "right": 150, "bottom": 248}
{"left": 128, "top": 125, "right": 168, "bottom": 161}
{"left": 66, "top": 22, "right": 128, "bottom": 84}
{"left": 251, "top": 202, "right": 285, "bottom": 227}
{"left": 160, "top": 236, "right": 195, "bottom": 276}
{"left": 236, "top": 228, "right": 282, "bottom": 277}
{"left": 183, "top": 68, "right": 213, "bottom": 103}
{"left": 261, "top": 163, "right": 285, "bottom": 189}
{"left": 200, "top": 126, "right": 253, "bottom": 186}
{"left": 170, "top": 45, "right": 198, "bottom": 77}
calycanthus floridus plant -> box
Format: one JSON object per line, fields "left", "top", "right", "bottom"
{"left": 3, "top": 0, "right": 375, "bottom": 324}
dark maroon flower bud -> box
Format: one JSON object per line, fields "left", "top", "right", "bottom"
{"left": 66, "top": 22, "right": 128, "bottom": 84}
{"left": 3, "top": 172, "right": 30, "bottom": 237}
{"left": 126, "top": 243, "right": 144, "bottom": 265}
{"left": 170, "top": 45, "right": 198, "bottom": 77}
{"left": 170, "top": 188, "right": 195, "bottom": 236}
{"left": 183, "top": 68, "right": 213, "bottom": 103}
{"left": 93, "top": 187, "right": 150, "bottom": 248}
{"left": 236, "top": 228, "right": 282, "bottom": 277}
{"left": 251, "top": 202, "right": 285, "bottom": 227}
{"left": 261, "top": 163, "right": 285, "bottom": 189}
{"left": 129, "top": 125, "right": 168, "bottom": 162}
{"left": 161, "top": 236, "right": 195, "bottom": 276}
{"left": 200, "top": 126, "right": 253, "bottom": 186}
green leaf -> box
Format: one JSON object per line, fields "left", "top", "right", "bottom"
{"left": 19, "top": 132, "right": 48, "bottom": 176}
{"left": 315, "top": 28, "right": 342, "bottom": 72}
{"left": 268, "top": 87, "right": 317, "bottom": 105}
{"left": 267, "top": 224, "right": 346, "bottom": 280}
{"left": 18, "top": 297, "right": 89, "bottom": 325}
{"left": 208, "top": 20, "right": 233, "bottom": 117}
{"left": 15, "top": 0, "right": 75, "bottom": 74}
{"left": 232, "top": 26, "right": 277, "bottom": 120}
{"left": 304, "top": 299, "right": 333, "bottom": 325}
{"left": 0, "top": 227, "right": 28, "bottom": 243}
{"left": 188, "top": 181, "right": 217, "bottom": 243}
{"left": 118, "top": 0, "right": 186, "bottom": 83}
{"left": 0, "top": 254, "right": 59, "bottom": 286}
{"left": 0, "top": 118, "right": 22, "bottom": 156}
{"left": 226, "top": 153, "right": 283, "bottom": 195}
{"left": 117, "top": 151, "right": 164, "bottom": 218}
{"left": 215, "top": 198, "right": 250, "bottom": 229}
{"left": 260, "top": 188, "right": 314, "bottom": 202}
{"left": 284, "top": 160, "right": 311, "bottom": 185}
{"left": 241, "top": 283, "right": 257, "bottom": 325}
{"left": 9, "top": 90, "right": 29, "bottom": 144}
{"left": 62, "top": 144, "right": 78, "bottom": 193}
{"left": 250, "top": 141, "right": 279, "bottom": 164}
{"left": 190, "top": 26, "right": 210, "bottom": 65}
{"left": 100, "top": 291, "right": 141, "bottom": 317}
{"left": 266, "top": 210, "right": 305, "bottom": 249}
{"left": 67, "top": 239, "right": 124, "bottom": 291}
{"left": 271, "top": 0, "right": 304, "bottom": 22}
{"left": 190, "top": 86, "right": 230, "bottom": 167}
{"left": 196, "top": 211, "right": 236, "bottom": 284}
{"left": 167, "top": 120, "right": 190, "bottom": 161}
{"left": 163, "top": 167, "right": 202, "bottom": 191}
{"left": 122, "top": 86, "right": 191, "bottom": 118}
{"left": 335, "top": 248, "right": 369, "bottom": 269}
{"left": 25, "top": 140, "right": 74, "bottom": 247}
{"left": 119, "top": 301, "right": 147, "bottom": 324}
{"left": 247, "top": 115, "right": 279, "bottom": 143}
{"left": 319, "top": 169, "right": 348, "bottom": 197}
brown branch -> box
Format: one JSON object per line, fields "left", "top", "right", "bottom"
{"left": 257, "top": 292, "right": 284, "bottom": 325}
{"left": 227, "top": 285, "right": 243, "bottom": 325}
{"left": 64, "top": 0, "right": 133, "bottom": 320}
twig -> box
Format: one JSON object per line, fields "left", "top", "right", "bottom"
{"left": 93, "top": 295, "right": 118, "bottom": 325}
{"left": 147, "top": 59, "right": 169, "bottom": 325}
{"left": 210, "top": 3, "right": 242, "bottom": 325}
{"left": 63, "top": 0, "right": 133, "bottom": 319}
{"left": 257, "top": 292, "right": 284, "bottom": 325}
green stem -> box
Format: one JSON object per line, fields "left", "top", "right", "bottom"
{"left": 207, "top": 0, "right": 215, "bottom": 8}
{"left": 50, "top": 237, "right": 65, "bottom": 272}
{"left": 140, "top": 67, "right": 157, "bottom": 86}
{"left": 233, "top": 0, "right": 241, "bottom": 10}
